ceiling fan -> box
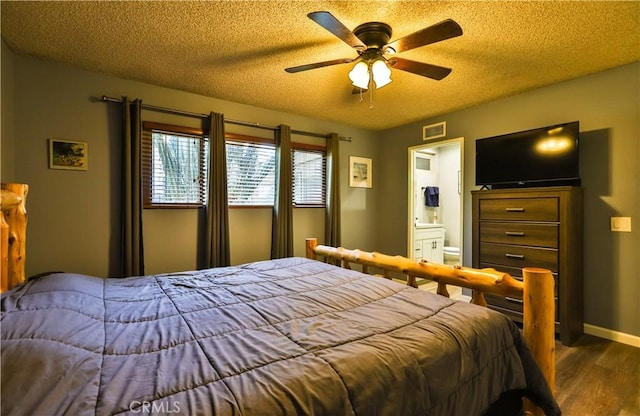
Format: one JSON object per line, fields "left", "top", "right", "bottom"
{"left": 285, "top": 11, "right": 463, "bottom": 91}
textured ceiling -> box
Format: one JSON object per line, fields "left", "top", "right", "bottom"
{"left": 2, "top": 1, "right": 639, "bottom": 131}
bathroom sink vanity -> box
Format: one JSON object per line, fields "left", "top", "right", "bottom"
{"left": 414, "top": 224, "right": 445, "bottom": 263}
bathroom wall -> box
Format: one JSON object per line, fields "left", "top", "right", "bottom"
{"left": 414, "top": 151, "right": 438, "bottom": 224}
{"left": 413, "top": 144, "right": 461, "bottom": 248}
{"left": 437, "top": 144, "right": 461, "bottom": 248}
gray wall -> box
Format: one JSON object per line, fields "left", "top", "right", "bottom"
{"left": 0, "top": 44, "right": 380, "bottom": 277}
{"left": 2, "top": 39, "right": 637, "bottom": 338}
{"left": 377, "top": 62, "right": 640, "bottom": 337}
{"left": 1, "top": 40, "right": 16, "bottom": 179}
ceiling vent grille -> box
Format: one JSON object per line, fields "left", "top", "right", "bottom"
{"left": 423, "top": 122, "right": 446, "bottom": 141}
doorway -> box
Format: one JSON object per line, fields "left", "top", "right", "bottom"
{"left": 407, "top": 138, "right": 464, "bottom": 268}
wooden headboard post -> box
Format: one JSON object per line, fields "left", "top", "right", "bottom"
{"left": 305, "top": 237, "right": 555, "bottom": 415}
{"left": 1, "top": 183, "right": 28, "bottom": 293}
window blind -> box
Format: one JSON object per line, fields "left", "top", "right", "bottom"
{"left": 142, "top": 129, "right": 207, "bottom": 207}
{"left": 226, "top": 140, "right": 276, "bottom": 206}
{"left": 293, "top": 148, "right": 326, "bottom": 206}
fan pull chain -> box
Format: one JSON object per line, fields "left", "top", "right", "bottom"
{"left": 369, "top": 77, "right": 374, "bottom": 109}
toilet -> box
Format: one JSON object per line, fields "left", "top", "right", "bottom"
{"left": 443, "top": 246, "right": 460, "bottom": 265}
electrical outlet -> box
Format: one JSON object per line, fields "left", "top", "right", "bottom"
{"left": 610, "top": 217, "right": 632, "bottom": 232}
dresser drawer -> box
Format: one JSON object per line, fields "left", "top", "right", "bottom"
{"left": 486, "top": 293, "right": 559, "bottom": 322}
{"left": 479, "top": 197, "right": 559, "bottom": 221}
{"left": 479, "top": 222, "right": 558, "bottom": 248}
{"left": 479, "top": 243, "right": 558, "bottom": 272}
{"left": 478, "top": 262, "right": 558, "bottom": 296}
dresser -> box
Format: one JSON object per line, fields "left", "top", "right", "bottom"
{"left": 472, "top": 186, "right": 583, "bottom": 345}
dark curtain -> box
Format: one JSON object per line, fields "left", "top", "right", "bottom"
{"left": 325, "top": 133, "right": 341, "bottom": 247}
{"left": 271, "top": 124, "right": 293, "bottom": 258}
{"left": 204, "top": 112, "right": 231, "bottom": 267}
{"left": 121, "top": 97, "right": 145, "bottom": 277}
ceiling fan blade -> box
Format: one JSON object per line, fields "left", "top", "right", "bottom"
{"left": 389, "top": 57, "right": 452, "bottom": 80}
{"left": 308, "top": 11, "right": 367, "bottom": 50}
{"left": 386, "top": 19, "right": 462, "bottom": 54}
{"left": 285, "top": 57, "right": 355, "bottom": 73}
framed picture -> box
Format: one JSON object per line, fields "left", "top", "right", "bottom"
{"left": 349, "top": 156, "right": 372, "bottom": 188}
{"left": 49, "top": 139, "right": 88, "bottom": 171}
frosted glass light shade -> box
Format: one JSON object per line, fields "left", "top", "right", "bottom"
{"left": 372, "top": 60, "right": 392, "bottom": 89}
{"left": 349, "top": 62, "right": 370, "bottom": 89}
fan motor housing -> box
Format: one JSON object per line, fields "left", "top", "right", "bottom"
{"left": 353, "top": 22, "right": 392, "bottom": 49}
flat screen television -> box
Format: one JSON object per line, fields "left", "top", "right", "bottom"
{"left": 475, "top": 121, "right": 580, "bottom": 188}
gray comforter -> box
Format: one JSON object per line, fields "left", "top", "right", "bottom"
{"left": 1, "top": 257, "right": 560, "bottom": 415}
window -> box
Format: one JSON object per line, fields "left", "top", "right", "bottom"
{"left": 142, "top": 122, "right": 207, "bottom": 207}
{"left": 143, "top": 124, "right": 326, "bottom": 208}
{"left": 225, "top": 134, "right": 276, "bottom": 206}
{"left": 225, "top": 136, "right": 327, "bottom": 207}
{"left": 292, "top": 145, "right": 326, "bottom": 206}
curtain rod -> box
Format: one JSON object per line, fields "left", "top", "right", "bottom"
{"left": 100, "top": 95, "right": 330, "bottom": 139}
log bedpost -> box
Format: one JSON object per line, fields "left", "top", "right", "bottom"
{"left": 1, "top": 184, "right": 28, "bottom": 292}
{"left": 523, "top": 267, "right": 556, "bottom": 416}
{"left": 1, "top": 209, "right": 9, "bottom": 292}
{"left": 305, "top": 238, "right": 318, "bottom": 260}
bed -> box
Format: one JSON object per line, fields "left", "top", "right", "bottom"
{"left": 1, "top": 183, "right": 560, "bottom": 415}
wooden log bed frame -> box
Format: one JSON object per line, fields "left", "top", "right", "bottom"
{"left": 1, "top": 182, "right": 555, "bottom": 415}
{"left": 306, "top": 240, "right": 556, "bottom": 415}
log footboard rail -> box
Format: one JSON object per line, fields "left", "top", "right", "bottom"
{"left": 305, "top": 237, "right": 555, "bottom": 415}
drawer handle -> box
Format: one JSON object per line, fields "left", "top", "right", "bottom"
{"left": 505, "top": 231, "right": 525, "bottom": 236}
{"left": 505, "top": 207, "right": 525, "bottom": 212}
{"left": 505, "top": 296, "right": 523, "bottom": 304}
{"left": 505, "top": 253, "right": 525, "bottom": 260}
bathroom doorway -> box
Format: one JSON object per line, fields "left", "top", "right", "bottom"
{"left": 407, "top": 138, "right": 464, "bottom": 268}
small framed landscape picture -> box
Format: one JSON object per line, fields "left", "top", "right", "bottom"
{"left": 349, "top": 156, "right": 372, "bottom": 188}
{"left": 49, "top": 139, "right": 88, "bottom": 171}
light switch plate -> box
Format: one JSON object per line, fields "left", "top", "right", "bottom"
{"left": 610, "top": 217, "right": 632, "bottom": 232}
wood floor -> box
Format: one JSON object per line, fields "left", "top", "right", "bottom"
{"left": 554, "top": 335, "right": 640, "bottom": 416}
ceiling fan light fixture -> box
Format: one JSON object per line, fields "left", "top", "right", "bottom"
{"left": 372, "top": 59, "right": 392, "bottom": 89}
{"left": 349, "top": 61, "right": 370, "bottom": 89}
{"left": 285, "top": 12, "right": 463, "bottom": 95}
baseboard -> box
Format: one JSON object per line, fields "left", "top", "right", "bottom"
{"left": 583, "top": 324, "right": 640, "bottom": 348}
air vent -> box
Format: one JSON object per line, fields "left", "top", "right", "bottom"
{"left": 423, "top": 122, "right": 446, "bottom": 141}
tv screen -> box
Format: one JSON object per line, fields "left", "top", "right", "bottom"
{"left": 475, "top": 121, "right": 580, "bottom": 188}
